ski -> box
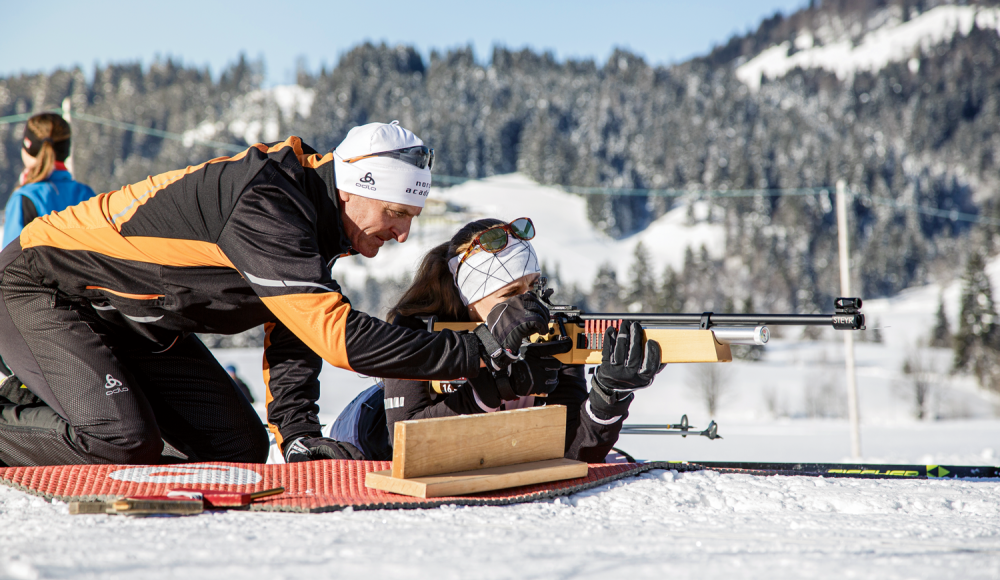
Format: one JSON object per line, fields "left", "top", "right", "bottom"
{"left": 662, "top": 461, "right": 1000, "bottom": 479}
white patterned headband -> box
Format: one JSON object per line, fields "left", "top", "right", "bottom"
{"left": 447, "top": 238, "right": 540, "bottom": 306}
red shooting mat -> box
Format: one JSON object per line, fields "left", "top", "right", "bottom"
{"left": 0, "top": 460, "right": 700, "bottom": 513}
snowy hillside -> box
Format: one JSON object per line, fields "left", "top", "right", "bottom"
{"left": 182, "top": 84, "right": 316, "bottom": 146}
{"left": 334, "top": 173, "right": 725, "bottom": 293}
{"left": 737, "top": 4, "right": 1000, "bottom": 90}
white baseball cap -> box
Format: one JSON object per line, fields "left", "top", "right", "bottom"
{"left": 332, "top": 121, "right": 433, "bottom": 208}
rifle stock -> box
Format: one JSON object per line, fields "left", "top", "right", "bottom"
{"left": 432, "top": 321, "right": 732, "bottom": 365}
{"left": 426, "top": 323, "right": 733, "bottom": 395}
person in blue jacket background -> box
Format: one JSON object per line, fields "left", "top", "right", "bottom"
{"left": 3, "top": 112, "right": 96, "bottom": 247}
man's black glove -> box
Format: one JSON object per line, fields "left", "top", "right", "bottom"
{"left": 592, "top": 321, "right": 665, "bottom": 395}
{"left": 506, "top": 338, "right": 573, "bottom": 398}
{"left": 469, "top": 338, "right": 572, "bottom": 405}
{"left": 283, "top": 436, "right": 365, "bottom": 463}
{"left": 473, "top": 293, "right": 551, "bottom": 371}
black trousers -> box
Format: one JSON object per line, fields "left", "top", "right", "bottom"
{"left": 0, "top": 245, "right": 269, "bottom": 466}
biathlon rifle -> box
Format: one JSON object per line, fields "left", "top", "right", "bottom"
{"left": 427, "top": 277, "right": 865, "bottom": 367}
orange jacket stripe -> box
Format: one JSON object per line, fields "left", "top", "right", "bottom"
{"left": 128, "top": 238, "right": 235, "bottom": 269}
{"left": 260, "top": 293, "right": 354, "bottom": 372}
{"left": 301, "top": 152, "right": 333, "bottom": 170}
{"left": 84, "top": 286, "right": 163, "bottom": 300}
{"left": 266, "top": 137, "right": 304, "bottom": 157}
{"left": 22, "top": 225, "right": 235, "bottom": 269}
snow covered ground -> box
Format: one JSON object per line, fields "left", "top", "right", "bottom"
{"left": 1, "top": 465, "right": 998, "bottom": 579}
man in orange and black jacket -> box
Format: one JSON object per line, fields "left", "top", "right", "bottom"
{"left": 0, "top": 121, "right": 550, "bottom": 466}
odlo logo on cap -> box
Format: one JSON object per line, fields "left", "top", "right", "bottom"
{"left": 357, "top": 172, "right": 376, "bottom": 191}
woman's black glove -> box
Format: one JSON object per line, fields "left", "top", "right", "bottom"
{"left": 592, "top": 321, "right": 665, "bottom": 395}
{"left": 473, "top": 294, "right": 551, "bottom": 371}
{"left": 283, "top": 436, "right": 365, "bottom": 462}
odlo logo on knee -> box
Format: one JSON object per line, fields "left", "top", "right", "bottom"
{"left": 105, "top": 374, "right": 128, "bottom": 396}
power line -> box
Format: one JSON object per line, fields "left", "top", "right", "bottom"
{"left": 853, "top": 191, "right": 1000, "bottom": 227}
{"left": 3, "top": 108, "right": 995, "bottom": 227}
{"left": 436, "top": 173, "right": 828, "bottom": 198}
{"left": 71, "top": 112, "right": 246, "bottom": 153}
{"left": 0, "top": 108, "right": 245, "bottom": 152}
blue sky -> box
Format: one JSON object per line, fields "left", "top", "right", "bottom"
{"left": 2, "top": 1, "right": 807, "bottom": 86}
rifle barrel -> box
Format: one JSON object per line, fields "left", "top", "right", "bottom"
{"left": 574, "top": 313, "right": 855, "bottom": 327}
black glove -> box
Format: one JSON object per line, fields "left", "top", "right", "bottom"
{"left": 283, "top": 436, "right": 365, "bottom": 462}
{"left": 507, "top": 338, "right": 573, "bottom": 398}
{"left": 473, "top": 293, "right": 551, "bottom": 371}
{"left": 592, "top": 321, "right": 665, "bottom": 395}
{"left": 470, "top": 338, "right": 572, "bottom": 405}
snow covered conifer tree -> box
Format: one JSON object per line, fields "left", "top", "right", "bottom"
{"left": 930, "top": 294, "right": 952, "bottom": 349}
{"left": 901, "top": 343, "right": 935, "bottom": 420}
{"left": 953, "top": 251, "right": 1000, "bottom": 392}
{"left": 589, "top": 264, "right": 623, "bottom": 312}
{"left": 659, "top": 265, "right": 685, "bottom": 312}
{"left": 625, "top": 242, "right": 657, "bottom": 312}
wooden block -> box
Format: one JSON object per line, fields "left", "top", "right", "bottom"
{"left": 114, "top": 497, "right": 204, "bottom": 516}
{"left": 392, "top": 406, "right": 566, "bottom": 479}
{"left": 68, "top": 501, "right": 110, "bottom": 515}
{"left": 166, "top": 486, "right": 285, "bottom": 508}
{"left": 70, "top": 498, "right": 204, "bottom": 516}
{"left": 366, "top": 458, "right": 588, "bottom": 498}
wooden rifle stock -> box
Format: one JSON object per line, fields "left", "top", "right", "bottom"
{"left": 431, "top": 321, "right": 732, "bottom": 365}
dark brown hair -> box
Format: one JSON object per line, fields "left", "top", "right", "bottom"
{"left": 22, "top": 113, "right": 71, "bottom": 185}
{"left": 388, "top": 218, "right": 505, "bottom": 322}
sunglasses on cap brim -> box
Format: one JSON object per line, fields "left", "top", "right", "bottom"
{"left": 343, "top": 145, "right": 434, "bottom": 170}
{"left": 458, "top": 217, "right": 536, "bottom": 268}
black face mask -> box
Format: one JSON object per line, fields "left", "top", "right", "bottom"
{"left": 23, "top": 125, "right": 71, "bottom": 161}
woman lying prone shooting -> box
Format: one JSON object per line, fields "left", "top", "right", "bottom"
{"left": 331, "top": 217, "right": 666, "bottom": 462}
